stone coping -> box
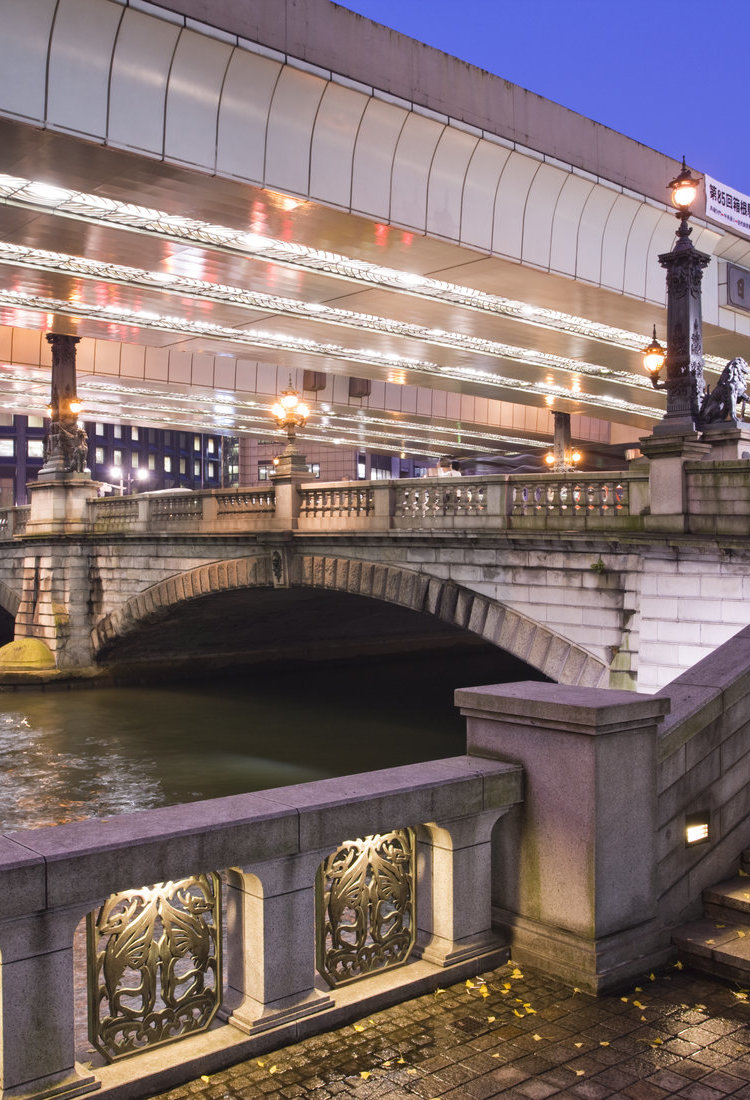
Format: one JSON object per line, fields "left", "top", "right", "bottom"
{"left": 0, "top": 755, "right": 523, "bottom": 915}
{"left": 456, "top": 681, "right": 670, "bottom": 733}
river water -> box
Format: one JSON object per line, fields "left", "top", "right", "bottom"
{"left": 0, "top": 646, "right": 539, "bottom": 832}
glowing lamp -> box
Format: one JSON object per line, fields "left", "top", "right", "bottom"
{"left": 544, "top": 452, "right": 555, "bottom": 466}
{"left": 571, "top": 451, "right": 582, "bottom": 464}
{"left": 68, "top": 398, "right": 82, "bottom": 415}
{"left": 669, "top": 158, "right": 699, "bottom": 212}
{"left": 685, "top": 813, "right": 709, "bottom": 846}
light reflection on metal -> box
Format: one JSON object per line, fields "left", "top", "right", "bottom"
{"left": 0, "top": 173, "right": 727, "bottom": 371}
{"left": 0, "top": 290, "right": 661, "bottom": 422}
{"left": 0, "top": 237, "right": 698, "bottom": 391}
{"left": 87, "top": 873, "right": 221, "bottom": 1062}
{"left": 316, "top": 829, "right": 415, "bottom": 988}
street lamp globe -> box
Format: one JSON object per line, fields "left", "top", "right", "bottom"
{"left": 642, "top": 326, "right": 666, "bottom": 386}
{"left": 669, "top": 158, "right": 699, "bottom": 213}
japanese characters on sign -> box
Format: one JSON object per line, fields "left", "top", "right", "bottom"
{"left": 705, "top": 175, "right": 750, "bottom": 237}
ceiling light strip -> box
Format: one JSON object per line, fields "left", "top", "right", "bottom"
{"left": 0, "top": 241, "right": 658, "bottom": 391}
{"left": 0, "top": 289, "right": 661, "bottom": 421}
{"left": 0, "top": 174, "right": 723, "bottom": 371}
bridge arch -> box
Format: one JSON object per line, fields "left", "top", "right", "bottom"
{"left": 0, "top": 579, "right": 20, "bottom": 618}
{"left": 91, "top": 552, "right": 607, "bottom": 687}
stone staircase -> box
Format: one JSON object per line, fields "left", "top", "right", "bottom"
{"left": 673, "top": 850, "right": 750, "bottom": 983}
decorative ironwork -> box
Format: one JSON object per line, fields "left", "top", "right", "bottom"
{"left": 87, "top": 873, "right": 221, "bottom": 1062}
{"left": 316, "top": 829, "right": 416, "bottom": 988}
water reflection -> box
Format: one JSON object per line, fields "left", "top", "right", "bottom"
{"left": 0, "top": 647, "right": 540, "bottom": 831}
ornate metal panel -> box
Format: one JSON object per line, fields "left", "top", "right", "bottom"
{"left": 87, "top": 873, "right": 221, "bottom": 1062}
{"left": 316, "top": 829, "right": 415, "bottom": 988}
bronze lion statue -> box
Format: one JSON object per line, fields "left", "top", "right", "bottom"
{"left": 701, "top": 357, "right": 749, "bottom": 424}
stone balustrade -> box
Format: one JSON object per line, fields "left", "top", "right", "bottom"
{"left": 0, "top": 755, "right": 522, "bottom": 1100}
{"left": 0, "top": 470, "right": 656, "bottom": 540}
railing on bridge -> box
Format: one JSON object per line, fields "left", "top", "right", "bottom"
{"left": 0, "top": 756, "right": 521, "bottom": 1099}
{"left": 14, "top": 460, "right": 750, "bottom": 537}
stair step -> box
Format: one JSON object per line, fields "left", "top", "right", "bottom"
{"left": 703, "top": 875, "right": 750, "bottom": 925}
{"left": 673, "top": 918, "right": 750, "bottom": 984}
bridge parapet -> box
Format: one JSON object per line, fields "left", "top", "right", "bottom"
{"left": 0, "top": 755, "right": 521, "bottom": 1100}
{"left": 7, "top": 462, "right": 750, "bottom": 538}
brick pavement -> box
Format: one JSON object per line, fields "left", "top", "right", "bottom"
{"left": 152, "top": 961, "right": 750, "bottom": 1099}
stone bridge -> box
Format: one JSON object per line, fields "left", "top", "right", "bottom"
{"left": 1, "top": 459, "right": 749, "bottom": 692}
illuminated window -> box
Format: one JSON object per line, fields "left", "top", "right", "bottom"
{"left": 95, "top": 447, "right": 105, "bottom": 464}
{"left": 164, "top": 457, "right": 172, "bottom": 473}
{"left": 131, "top": 454, "right": 140, "bottom": 468}
{"left": 207, "top": 438, "right": 215, "bottom": 454}
{"left": 28, "top": 416, "right": 44, "bottom": 428}
{"left": 148, "top": 454, "right": 156, "bottom": 470}
{"left": 0, "top": 414, "right": 12, "bottom": 427}
{"left": 95, "top": 422, "right": 105, "bottom": 435}
{"left": 258, "top": 462, "right": 272, "bottom": 481}
{"left": 27, "top": 440, "right": 44, "bottom": 458}
{"left": 194, "top": 435, "right": 201, "bottom": 451}
{"left": 113, "top": 425, "right": 122, "bottom": 439}
{"left": 179, "top": 458, "right": 186, "bottom": 474}
{"left": 194, "top": 461, "right": 200, "bottom": 477}
{"left": 308, "top": 463, "right": 320, "bottom": 478}
{"left": 131, "top": 426, "right": 139, "bottom": 441}
{"left": 113, "top": 449, "right": 122, "bottom": 465}
{"left": 0, "top": 440, "right": 13, "bottom": 457}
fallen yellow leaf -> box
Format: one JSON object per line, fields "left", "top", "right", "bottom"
{"left": 574, "top": 1042, "right": 583, "bottom": 1048}
{"left": 360, "top": 1072, "right": 371, "bottom": 1080}
{"left": 397, "top": 1056, "right": 406, "bottom": 1064}
{"left": 739, "top": 868, "right": 748, "bottom": 876}
{"left": 620, "top": 997, "right": 629, "bottom": 1003}
{"left": 383, "top": 1061, "right": 392, "bottom": 1068}
{"left": 491, "top": 1053, "right": 500, "bottom": 1059}
{"left": 269, "top": 1066, "right": 278, "bottom": 1075}
{"left": 434, "top": 987, "right": 446, "bottom": 995}
{"left": 733, "top": 991, "right": 748, "bottom": 1001}
{"left": 633, "top": 1000, "right": 646, "bottom": 1010}
{"left": 575, "top": 1069, "right": 585, "bottom": 1076}
{"left": 200, "top": 1076, "right": 210, "bottom": 1083}
{"left": 573, "top": 987, "right": 582, "bottom": 995}
{"left": 510, "top": 968, "right": 524, "bottom": 979}
{"left": 649, "top": 972, "right": 656, "bottom": 980}
{"left": 634, "top": 986, "right": 643, "bottom": 992}
{"left": 600, "top": 1041, "right": 610, "bottom": 1047}
{"left": 407, "top": 1068, "right": 418, "bottom": 1075}
{"left": 353, "top": 1024, "right": 365, "bottom": 1032}
{"left": 674, "top": 961, "right": 683, "bottom": 970}
{"left": 738, "top": 931, "right": 747, "bottom": 938}
{"left": 641, "top": 1015, "right": 647, "bottom": 1021}
{"left": 487, "top": 1015, "right": 496, "bottom": 1023}
{"left": 465, "top": 979, "right": 473, "bottom": 988}
{"left": 513, "top": 1009, "right": 524, "bottom": 1018}
{"left": 256, "top": 1060, "right": 265, "bottom": 1068}
{"left": 533, "top": 1033, "right": 543, "bottom": 1041}
{"left": 480, "top": 985, "right": 490, "bottom": 998}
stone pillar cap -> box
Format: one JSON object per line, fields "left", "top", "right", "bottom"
{"left": 456, "top": 681, "right": 669, "bottom": 734}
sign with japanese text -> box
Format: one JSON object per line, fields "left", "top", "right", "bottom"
{"left": 705, "top": 175, "right": 750, "bottom": 237}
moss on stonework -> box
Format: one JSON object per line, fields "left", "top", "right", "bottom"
{"left": 0, "top": 637, "right": 56, "bottom": 670}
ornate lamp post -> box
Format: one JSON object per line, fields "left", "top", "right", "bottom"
{"left": 270, "top": 379, "right": 310, "bottom": 477}
{"left": 544, "top": 411, "right": 582, "bottom": 472}
{"left": 40, "top": 333, "right": 90, "bottom": 478}
{"left": 643, "top": 159, "right": 711, "bottom": 434}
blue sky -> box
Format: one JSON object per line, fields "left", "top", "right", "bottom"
{"left": 340, "top": 0, "right": 748, "bottom": 194}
